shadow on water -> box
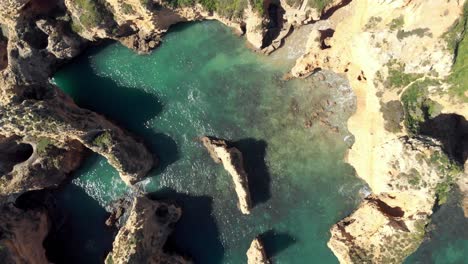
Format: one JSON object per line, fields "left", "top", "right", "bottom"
{"left": 259, "top": 229, "right": 296, "bottom": 258}
{"left": 232, "top": 138, "right": 272, "bottom": 207}
{"left": 42, "top": 184, "right": 114, "bottom": 264}
{"left": 405, "top": 187, "right": 468, "bottom": 264}
{"left": 54, "top": 45, "right": 178, "bottom": 173}
{"left": 148, "top": 187, "right": 224, "bottom": 264}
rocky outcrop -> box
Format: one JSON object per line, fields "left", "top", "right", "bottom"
{"left": 247, "top": 237, "right": 270, "bottom": 264}
{"left": 201, "top": 136, "right": 252, "bottom": 214}
{"left": 0, "top": 203, "right": 49, "bottom": 264}
{"left": 288, "top": 1, "right": 467, "bottom": 262}
{"left": 105, "top": 196, "right": 190, "bottom": 264}
{"left": 328, "top": 136, "right": 462, "bottom": 263}
{"left": 0, "top": 0, "right": 155, "bottom": 194}
{"left": 0, "top": 82, "right": 154, "bottom": 194}
{"left": 0, "top": 134, "right": 84, "bottom": 199}
{"left": 291, "top": 0, "right": 466, "bottom": 189}
{"left": 0, "top": 0, "right": 324, "bottom": 196}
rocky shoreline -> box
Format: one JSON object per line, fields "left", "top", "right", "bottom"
{"left": 0, "top": 0, "right": 467, "bottom": 263}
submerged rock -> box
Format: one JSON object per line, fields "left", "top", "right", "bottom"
{"left": 105, "top": 196, "right": 190, "bottom": 264}
{"left": 247, "top": 237, "right": 270, "bottom": 264}
{"left": 0, "top": 203, "right": 50, "bottom": 264}
{"left": 200, "top": 136, "right": 252, "bottom": 214}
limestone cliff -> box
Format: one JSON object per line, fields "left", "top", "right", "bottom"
{"left": 0, "top": 0, "right": 332, "bottom": 197}
{"left": 0, "top": 0, "right": 155, "bottom": 196}
{"left": 105, "top": 196, "right": 190, "bottom": 264}
{"left": 247, "top": 237, "right": 270, "bottom": 264}
{"left": 288, "top": 0, "right": 467, "bottom": 262}
{"left": 201, "top": 136, "right": 252, "bottom": 214}
{"left": 0, "top": 203, "right": 49, "bottom": 264}
{"left": 328, "top": 136, "right": 462, "bottom": 263}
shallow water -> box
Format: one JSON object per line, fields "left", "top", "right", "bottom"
{"left": 51, "top": 21, "right": 467, "bottom": 263}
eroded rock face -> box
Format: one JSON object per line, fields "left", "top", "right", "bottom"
{"left": 0, "top": 203, "right": 49, "bottom": 264}
{"left": 105, "top": 196, "right": 190, "bottom": 264}
{"left": 247, "top": 237, "right": 270, "bottom": 264}
{"left": 201, "top": 136, "right": 252, "bottom": 214}
{"left": 0, "top": 83, "right": 153, "bottom": 191}
{"left": 328, "top": 136, "right": 462, "bottom": 263}
{"left": 0, "top": 0, "right": 319, "bottom": 196}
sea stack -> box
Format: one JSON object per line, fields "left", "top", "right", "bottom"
{"left": 247, "top": 237, "right": 270, "bottom": 264}
{"left": 105, "top": 196, "right": 190, "bottom": 264}
{"left": 200, "top": 136, "right": 252, "bottom": 214}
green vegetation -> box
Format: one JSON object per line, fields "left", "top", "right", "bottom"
{"left": 405, "top": 168, "right": 422, "bottom": 187}
{"left": 285, "top": 0, "right": 334, "bottom": 13}
{"left": 36, "top": 138, "right": 53, "bottom": 155}
{"left": 162, "top": 0, "right": 260, "bottom": 18}
{"left": 435, "top": 181, "right": 451, "bottom": 205}
{"left": 93, "top": 131, "right": 113, "bottom": 149}
{"left": 396, "top": 28, "right": 432, "bottom": 40}
{"left": 105, "top": 255, "right": 114, "bottom": 264}
{"left": 389, "top": 16, "right": 404, "bottom": 30}
{"left": 365, "top": 16, "right": 382, "bottom": 30}
{"left": 121, "top": 3, "right": 135, "bottom": 14}
{"left": 73, "top": 0, "right": 110, "bottom": 29}
{"left": 445, "top": 2, "right": 468, "bottom": 101}
{"left": 385, "top": 60, "right": 423, "bottom": 89}
{"left": 429, "top": 151, "right": 462, "bottom": 205}
{"left": 70, "top": 20, "right": 83, "bottom": 33}
{"left": 400, "top": 78, "right": 442, "bottom": 134}
{"left": 381, "top": 100, "right": 404, "bottom": 133}
{"left": 307, "top": 0, "right": 333, "bottom": 13}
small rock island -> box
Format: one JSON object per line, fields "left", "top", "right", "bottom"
{"left": 200, "top": 136, "right": 252, "bottom": 214}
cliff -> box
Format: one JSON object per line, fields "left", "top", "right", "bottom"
{"left": 0, "top": 203, "right": 50, "bottom": 264}
{"left": 288, "top": 0, "right": 468, "bottom": 262}
{"left": 0, "top": 0, "right": 466, "bottom": 263}
{"left": 201, "top": 136, "right": 252, "bottom": 214}
{"left": 105, "top": 196, "right": 190, "bottom": 264}
{"left": 328, "top": 136, "right": 462, "bottom": 263}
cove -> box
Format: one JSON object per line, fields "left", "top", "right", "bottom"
{"left": 49, "top": 21, "right": 466, "bottom": 264}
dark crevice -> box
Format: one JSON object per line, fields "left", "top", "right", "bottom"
{"left": 366, "top": 197, "right": 405, "bottom": 218}
{"left": 0, "top": 30, "right": 7, "bottom": 71}
{"left": 0, "top": 137, "right": 33, "bottom": 176}
{"left": 319, "top": 29, "right": 334, "bottom": 49}
{"left": 262, "top": 2, "right": 286, "bottom": 48}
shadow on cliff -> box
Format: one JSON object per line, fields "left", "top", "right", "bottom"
{"left": 231, "top": 138, "right": 272, "bottom": 208}
{"left": 259, "top": 229, "right": 296, "bottom": 258}
{"left": 40, "top": 184, "right": 114, "bottom": 264}
{"left": 149, "top": 188, "right": 225, "bottom": 264}
{"left": 53, "top": 44, "right": 179, "bottom": 174}
{"left": 420, "top": 113, "right": 468, "bottom": 164}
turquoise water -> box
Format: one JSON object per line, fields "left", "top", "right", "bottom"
{"left": 50, "top": 21, "right": 467, "bottom": 263}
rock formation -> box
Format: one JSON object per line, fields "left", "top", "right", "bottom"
{"left": 328, "top": 136, "right": 462, "bottom": 263}
{"left": 200, "top": 136, "right": 252, "bottom": 214}
{"left": 0, "top": 0, "right": 329, "bottom": 197}
{"left": 105, "top": 196, "right": 190, "bottom": 264}
{"left": 247, "top": 237, "right": 270, "bottom": 264}
{"left": 0, "top": 203, "right": 50, "bottom": 264}
{"left": 288, "top": 0, "right": 467, "bottom": 262}
{"left": 0, "top": 0, "right": 466, "bottom": 263}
